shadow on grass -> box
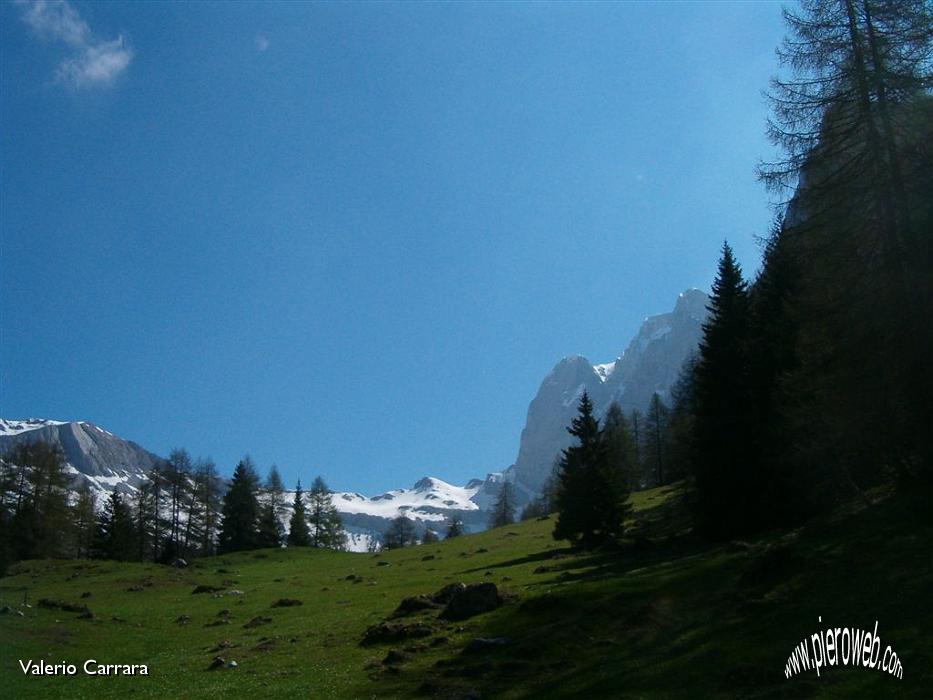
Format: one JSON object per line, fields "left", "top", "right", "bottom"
{"left": 404, "top": 492, "right": 933, "bottom": 700}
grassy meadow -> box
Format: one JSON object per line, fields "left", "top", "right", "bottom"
{"left": 1, "top": 482, "right": 929, "bottom": 699}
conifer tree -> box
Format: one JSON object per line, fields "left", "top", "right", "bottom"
{"left": 164, "top": 448, "right": 192, "bottom": 560}
{"left": 489, "top": 481, "right": 516, "bottom": 529}
{"left": 94, "top": 492, "right": 136, "bottom": 561}
{"left": 257, "top": 465, "right": 285, "bottom": 548}
{"left": 132, "top": 480, "right": 158, "bottom": 562}
{"left": 445, "top": 518, "right": 465, "bottom": 539}
{"left": 218, "top": 457, "right": 261, "bottom": 553}
{"left": 692, "top": 242, "right": 753, "bottom": 538}
{"left": 603, "top": 402, "right": 636, "bottom": 491}
{"left": 286, "top": 480, "right": 311, "bottom": 547}
{"left": 645, "top": 393, "right": 669, "bottom": 487}
{"left": 662, "top": 354, "right": 699, "bottom": 484}
{"left": 71, "top": 481, "right": 96, "bottom": 559}
{"left": 629, "top": 409, "right": 643, "bottom": 488}
{"left": 306, "top": 476, "right": 346, "bottom": 550}
{"left": 195, "top": 458, "right": 221, "bottom": 556}
{"left": 421, "top": 528, "right": 439, "bottom": 544}
{"left": 554, "top": 391, "right": 630, "bottom": 548}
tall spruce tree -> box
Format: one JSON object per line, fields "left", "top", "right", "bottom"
{"left": 554, "top": 391, "right": 630, "bottom": 548}
{"left": 692, "top": 242, "right": 754, "bottom": 539}
{"left": 218, "top": 457, "right": 261, "bottom": 553}
{"left": 287, "top": 481, "right": 311, "bottom": 547}
{"left": 306, "top": 476, "right": 346, "bottom": 550}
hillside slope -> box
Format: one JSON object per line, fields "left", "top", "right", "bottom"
{"left": 1, "top": 484, "right": 928, "bottom": 699}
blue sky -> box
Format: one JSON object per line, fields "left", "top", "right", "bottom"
{"left": 1, "top": 1, "right": 787, "bottom": 494}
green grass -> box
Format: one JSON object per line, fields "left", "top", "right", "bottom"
{"left": 1, "top": 482, "right": 929, "bottom": 699}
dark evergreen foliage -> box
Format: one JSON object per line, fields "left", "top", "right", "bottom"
{"left": 602, "top": 402, "right": 638, "bottom": 493}
{"left": 553, "top": 391, "right": 631, "bottom": 548}
{"left": 218, "top": 457, "right": 261, "bottom": 553}
{"left": 286, "top": 480, "right": 311, "bottom": 547}
{"left": 644, "top": 394, "right": 669, "bottom": 488}
{"left": 93, "top": 492, "right": 136, "bottom": 561}
{"left": 691, "top": 243, "right": 755, "bottom": 539}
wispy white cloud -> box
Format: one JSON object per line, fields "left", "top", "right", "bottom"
{"left": 57, "top": 36, "right": 133, "bottom": 88}
{"left": 16, "top": 0, "right": 133, "bottom": 88}
{"left": 255, "top": 34, "right": 270, "bottom": 52}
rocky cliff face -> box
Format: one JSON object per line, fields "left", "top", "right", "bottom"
{"left": 0, "top": 419, "right": 161, "bottom": 497}
{"left": 503, "top": 289, "right": 708, "bottom": 495}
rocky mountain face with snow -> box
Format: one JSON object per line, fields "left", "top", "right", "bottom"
{"left": 1, "top": 289, "right": 707, "bottom": 545}
{"left": 0, "top": 419, "right": 161, "bottom": 497}
{"left": 504, "top": 288, "right": 708, "bottom": 495}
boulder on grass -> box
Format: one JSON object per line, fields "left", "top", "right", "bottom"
{"left": 439, "top": 583, "right": 501, "bottom": 621}
{"left": 360, "top": 621, "right": 434, "bottom": 646}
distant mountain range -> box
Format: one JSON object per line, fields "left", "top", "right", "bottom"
{"left": 0, "top": 288, "right": 707, "bottom": 548}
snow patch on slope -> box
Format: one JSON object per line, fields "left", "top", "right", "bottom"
{"left": 593, "top": 362, "right": 616, "bottom": 382}
{"left": 0, "top": 418, "right": 68, "bottom": 436}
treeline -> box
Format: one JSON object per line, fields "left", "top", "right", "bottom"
{"left": 380, "top": 514, "right": 465, "bottom": 550}
{"left": 0, "top": 444, "right": 348, "bottom": 574}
